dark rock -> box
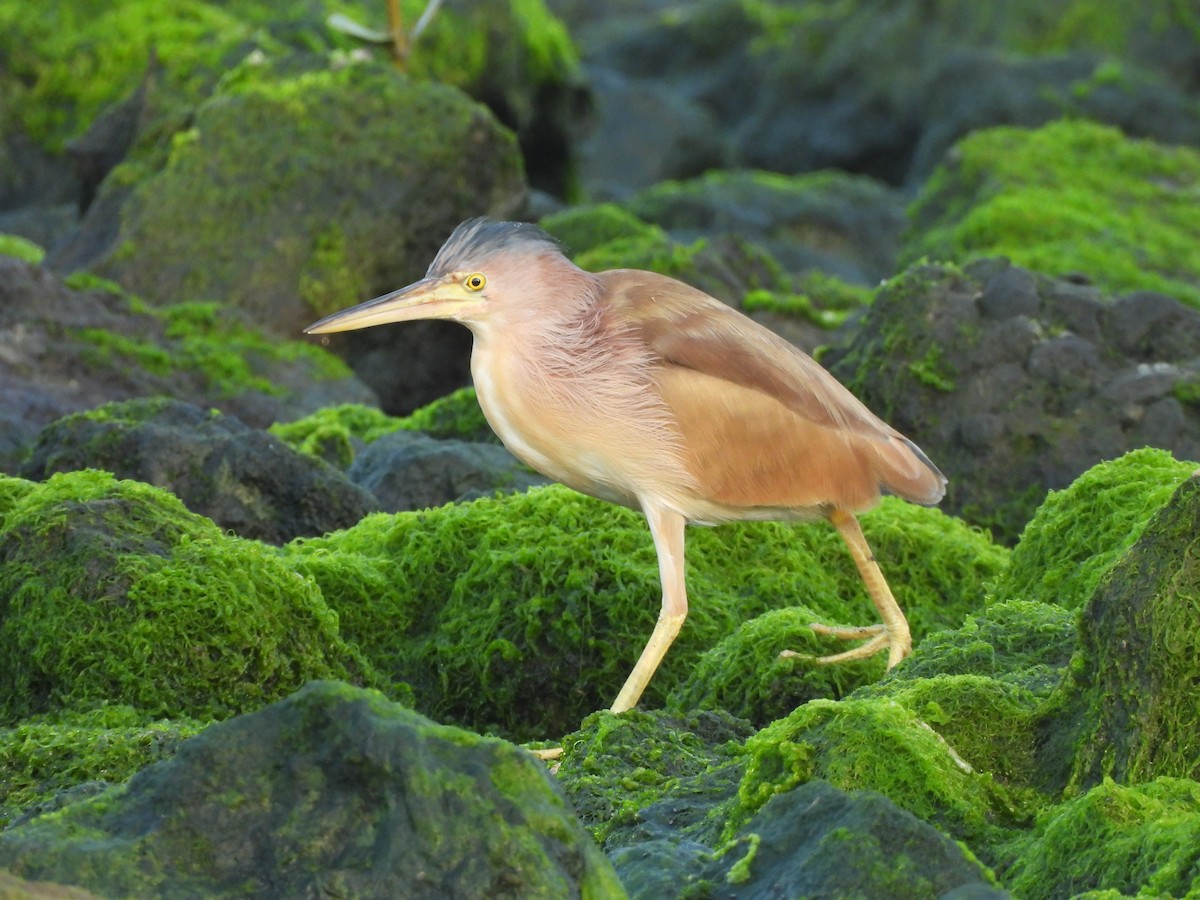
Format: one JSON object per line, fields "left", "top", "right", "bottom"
{"left": 824, "top": 258, "right": 1200, "bottom": 541}
{"left": 626, "top": 168, "right": 905, "bottom": 286}
{"left": 554, "top": 0, "right": 1200, "bottom": 194}
{"left": 574, "top": 68, "right": 727, "bottom": 200}
{"left": 0, "top": 255, "right": 376, "bottom": 473}
{"left": 19, "top": 398, "right": 379, "bottom": 544}
{"left": 1108, "top": 291, "right": 1200, "bottom": 360}
{"left": 347, "top": 429, "right": 549, "bottom": 513}
{"left": 0, "top": 681, "right": 625, "bottom": 899}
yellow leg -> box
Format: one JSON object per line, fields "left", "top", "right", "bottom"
{"left": 610, "top": 503, "right": 687, "bottom": 713}
{"left": 784, "top": 508, "right": 911, "bottom": 669}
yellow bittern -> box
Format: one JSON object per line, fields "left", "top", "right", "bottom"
{"left": 306, "top": 218, "right": 946, "bottom": 713}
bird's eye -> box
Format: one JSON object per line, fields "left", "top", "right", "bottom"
{"left": 464, "top": 273, "right": 486, "bottom": 291}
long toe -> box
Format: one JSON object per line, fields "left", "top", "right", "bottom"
{"left": 779, "top": 622, "right": 908, "bottom": 667}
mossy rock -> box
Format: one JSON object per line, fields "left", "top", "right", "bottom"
{"left": 0, "top": 0, "right": 580, "bottom": 166}
{"left": 0, "top": 681, "right": 625, "bottom": 899}
{"left": 997, "top": 777, "right": 1200, "bottom": 900}
{"left": 731, "top": 697, "right": 1021, "bottom": 852}
{"left": 271, "top": 388, "right": 496, "bottom": 469}
{"left": 905, "top": 120, "right": 1200, "bottom": 308}
{"left": 894, "top": 599, "right": 1077, "bottom": 699}
{"left": 626, "top": 168, "right": 905, "bottom": 286}
{"left": 0, "top": 470, "right": 381, "bottom": 723}
{"left": 540, "top": 204, "right": 663, "bottom": 256}
{"left": 824, "top": 257, "right": 1200, "bottom": 544}
{"left": 283, "top": 485, "right": 1006, "bottom": 742}
{"left": 83, "top": 61, "right": 524, "bottom": 334}
{"left": 0, "top": 706, "right": 204, "bottom": 830}
{"left": 556, "top": 707, "right": 751, "bottom": 848}
{"left": 993, "top": 448, "right": 1198, "bottom": 610}
{"left": 1036, "top": 468, "right": 1200, "bottom": 792}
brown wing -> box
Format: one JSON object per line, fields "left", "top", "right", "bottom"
{"left": 599, "top": 269, "right": 946, "bottom": 512}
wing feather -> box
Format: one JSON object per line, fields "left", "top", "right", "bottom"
{"left": 599, "top": 270, "right": 946, "bottom": 510}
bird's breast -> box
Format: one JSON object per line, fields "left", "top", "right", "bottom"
{"left": 469, "top": 338, "right": 695, "bottom": 510}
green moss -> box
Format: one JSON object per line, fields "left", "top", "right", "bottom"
{"left": 271, "top": 402, "right": 404, "bottom": 449}
{"left": 998, "top": 778, "right": 1200, "bottom": 900}
{"left": 62, "top": 272, "right": 126, "bottom": 295}
{"left": 993, "top": 448, "right": 1197, "bottom": 610}
{"left": 667, "top": 606, "right": 888, "bottom": 727}
{"left": 396, "top": 386, "right": 495, "bottom": 442}
{"left": 0, "top": 475, "right": 37, "bottom": 522}
{"left": 556, "top": 707, "right": 750, "bottom": 847}
{"left": 0, "top": 234, "right": 45, "bottom": 263}
{"left": 895, "top": 599, "right": 1077, "bottom": 698}
{"left": 575, "top": 229, "right": 702, "bottom": 279}
{"left": 0, "top": 706, "right": 205, "bottom": 829}
{"left": 1172, "top": 374, "right": 1200, "bottom": 407}
{"left": 904, "top": 121, "right": 1200, "bottom": 308}
{"left": 297, "top": 226, "right": 372, "bottom": 320}
{"left": 907, "top": 345, "right": 957, "bottom": 392}
{"left": 72, "top": 295, "right": 353, "bottom": 400}
{"left": 283, "top": 486, "right": 1006, "bottom": 742}
{"left": 732, "top": 697, "right": 1018, "bottom": 849}
{"left": 271, "top": 389, "right": 495, "bottom": 467}
{"left": 742, "top": 269, "right": 872, "bottom": 330}
{"left": 0, "top": 470, "right": 380, "bottom": 724}
{"left": 539, "top": 204, "right": 662, "bottom": 257}
{"left": 0, "top": 0, "right": 259, "bottom": 152}
{"left": 1037, "top": 471, "right": 1200, "bottom": 793}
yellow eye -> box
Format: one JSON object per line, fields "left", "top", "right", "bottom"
{"left": 464, "top": 273, "right": 486, "bottom": 291}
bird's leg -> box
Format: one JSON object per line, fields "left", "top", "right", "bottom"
{"left": 794, "top": 508, "right": 912, "bottom": 669}
{"left": 610, "top": 503, "right": 688, "bottom": 713}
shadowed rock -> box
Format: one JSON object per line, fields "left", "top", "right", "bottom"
{"left": 20, "top": 398, "right": 379, "bottom": 544}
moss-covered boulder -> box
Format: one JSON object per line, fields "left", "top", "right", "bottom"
{"left": 347, "top": 430, "right": 549, "bottom": 513}
{"left": 19, "top": 398, "right": 379, "bottom": 544}
{"left": 625, "top": 168, "right": 905, "bottom": 286}
{"left": 555, "top": 708, "right": 995, "bottom": 897}
{"left": 1036, "top": 467, "right": 1200, "bottom": 793}
{"left": 270, "top": 390, "right": 499, "bottom": 473}
{"left": 58, "top": 61, "right": 524, "bottom": 336}
{"left": 557, "top": 707, "right": 751, "bottom": 849}
{"left": 731, "top": 697, "right": 1021, "bottom": 852}
{"left": 283, "top": 484, "right": 1006, "bottom": 742}
{"left": 0, "top": 0, "right": 580, "bottom": 203}
{"left": 997, "top": 777, "right": 1200, "bottom": 900}
{"left": 0, "top": 470, "right": 379, "bottom": 723}
{"left": 905, "top": 120, "right": 1200, "bottom": 308}
{"left": 0, "top": 256, "right": 373, "bottom": 474}
{"left": 824, "top": 257, "right": 1200, "bottom": 542}
{"left": 0, "top": 706, "right": 204, "bottom": 830}
{"left": 0, "top": 681, "right": 625, "bottom": 899}
{"left": 992, "top": 448, "right": 1198, "bottom": 609}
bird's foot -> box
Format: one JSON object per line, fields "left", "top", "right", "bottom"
{"left": 779, "top": 621, "right": 909, "bottom": 669}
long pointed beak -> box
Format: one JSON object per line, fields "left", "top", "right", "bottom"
{"left": 304, "top": 277, "right": 474, "bottom": 334}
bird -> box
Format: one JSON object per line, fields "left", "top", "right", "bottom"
{"left": 305, "top": 217, "right": 946, "bottom": 714}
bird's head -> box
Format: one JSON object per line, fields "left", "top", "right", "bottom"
{"left": 305, "top": 217, "right": 580, "bottom": 336}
